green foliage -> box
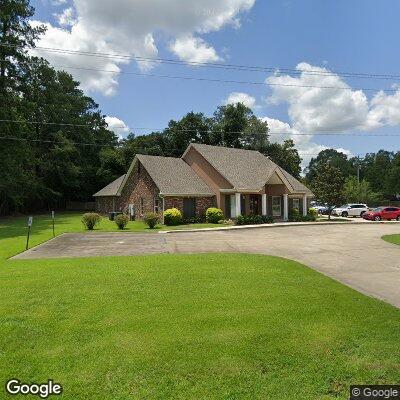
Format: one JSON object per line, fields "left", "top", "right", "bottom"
{"left": 205, "top": 207, "right": 224, "bottom": 223}
{"left": 289, "top": 208, "right": 317, "bottom": 222}
{"left": 265, "top": 140, "right": 302, "bottom": 178}
{"left": 311, "top": 163, "right": 345, "bottom": 219}
{"left": 163, "top": 208, "right": 182, "bottom": 226}
{"left": 306, "top": 149, "right": 355, "bottom": 183}
{"left": 307, "top": 208, "right": 318, "bottom": 221}
{"left": 343, "top": 176, "right": 382, "bottom": 205}
{"left": 82, "top": 212, "right": 101, "bottom": 230}
{"left": 289, "top": 208, "right": 302, "bottom": 222}
{"left": 235, "top": 215, "right": 274, "bottom": 225}
{"left": 143, "top": 212, "right": 159, "bottom": 229}
{"left": 114, "top": 214, "right": 129, "bottom": 230}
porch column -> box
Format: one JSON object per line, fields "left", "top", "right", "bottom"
{"left": 283, "top": 194, "right": 288, "bottom": 221}
{"left": 262, "top": 194, "right": 267, "bottom": 215}
{"left": 235, "top": 192, "right": 241, "bottom": 216}
{"left": 302, "top": 194, "right": 307, "bottom": 217}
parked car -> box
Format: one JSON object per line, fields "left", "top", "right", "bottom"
{"left": 332, "top": 203, "right": 369, "bottom": 217}
{"left": 320, "top": 205, "right": 336, "bottom": 215}
{"left": 310, "top": 204, "right": 328, "bottom": 214}
{"left": 362, "top": 206, "right": 400, "bottom": 221}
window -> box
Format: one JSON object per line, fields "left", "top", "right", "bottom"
{"left": 154, "top": 197, "right": 162, "bottom": 213}
{"left": 140, "top": 197, "right": 145, "bottom": 215}
{"left": 272, "top": 196, "right": 281, "bottom": 216}
{"left": 292, "top": 198, "right": 300, "bottom": 211}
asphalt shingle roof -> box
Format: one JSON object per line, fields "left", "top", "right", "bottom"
{"left": 93, "top": 174, "right": 125, "bottom": 197}
{"left": 136, "top": 154, "right": 214, "bottom": 196}
{"left": 188, "top": 143, "right": 312, "bottom": 193}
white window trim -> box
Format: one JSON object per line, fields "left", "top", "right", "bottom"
{"left": 292, "top": 198, "right": 300, "bottom": 211}
{"left": 272, "top": 196, "right": 281, "bottom": 217}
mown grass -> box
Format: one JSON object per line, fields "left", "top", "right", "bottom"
{"left": 382, "top": 234, "right": 400, "bottom": 246}
{"left": 0, "top": 214, "right": 399, "bottom": 399}
{"left": 0, "top": 212, "right": 220, "bottom": 259}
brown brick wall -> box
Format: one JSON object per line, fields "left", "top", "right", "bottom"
{"left": 164, "top": 196, "right": 215, "bottom": 219}
{"left": 116, "top": 161, "right": 159, "bottom": 218}
{"left": 95, "top": 196, "right": 115, "bottom": 214}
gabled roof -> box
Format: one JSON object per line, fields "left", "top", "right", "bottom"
{"left": 120, "top": 154, "right": 214, "bottom": 196}
{"left": 93, "top": 174, "right": 125, "bottom": 197}
{"left": 185, "top": 143, "right": 312, "bottom": 193}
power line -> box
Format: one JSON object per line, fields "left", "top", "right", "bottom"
{"left": 0, "top": 134, "right": 115, "bottom": 147}
{"left": 19, "top": 62, "right": 400, "bottom": 93}
{"left": 1, "top": 119, "right": 399, "bottom": 136}
{"left": 3, "top": 44, "right": 400, "bottom": 91}
{"left": 4, "top": 43, "right": 400, "bottom": 81}
{"left": 0, "top": 135, "right": 363, "bottom": 157}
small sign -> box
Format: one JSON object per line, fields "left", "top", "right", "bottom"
{"left": 51, "top": 211, "right": 55, "bottom": 218}
{"left": 28, "top": 216, "right": 33, "bottom": 227}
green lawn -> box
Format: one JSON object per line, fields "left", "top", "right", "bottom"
{"left": 0, "top": 214, "right": 400, "bottom": 399}
{"left": 382, "top": 234, "right": 400, "bottom": 245}
{"left": 0, "top": 212, "right": 221, "bottom": 259}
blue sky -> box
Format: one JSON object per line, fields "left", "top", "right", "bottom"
{"left": 31, "top": 0, "right": 400, "bottom": 165}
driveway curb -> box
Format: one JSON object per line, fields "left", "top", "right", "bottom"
{"left": 160, "top": 220, "right": 399, "bottom": 234}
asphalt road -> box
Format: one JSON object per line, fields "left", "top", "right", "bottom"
{"left": 13, "top": 223, "right": 400, "bottom": 308}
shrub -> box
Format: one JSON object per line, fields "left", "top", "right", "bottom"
{"left": 307, "top": 207, "right": 318, "bottom": 221}
{"left": 114, "top": 214, "right": 129, "bottom": 230}
{"left": 234, "top": 215, "right": 274, "bottom": 226}
{"left": 206, "top": 207, "right": 224, "bottom": 223}
{"left": 81, "top": 212, "right": 101, "bottom": 230}
{"left": 144, "top": 212, "right": 159, "bottom": 229}
{"left": 261, "top": 215, "right": 274, "bottom": 224}
{"left": 289, "top": 208, "right": 301, "bottom": 222}
{"left": 164, "top": 208, "right": 182, "bottom": 226}
{"left": 235, "top": 214, "right": 264, "bottom": 225}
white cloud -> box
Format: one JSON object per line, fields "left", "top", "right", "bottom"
{"left": 265, "top": 62, "right": 400, "bottom": 135}
{"left": 54, "top": 7, "right": 76, "bottom": 27}
{"left": 224, "top": 91, "right": 256, "bottom": 108}
{"left": 105, "top": 116, "right": 130, "bottom": 138}
{"left": 32, "top": 0, "right": 255, "bottom": 95}
{"left": 170, "top": 36, "right": 221, "bottom": 63}
{"left": 266, "top": 63, "right": 371, "bottom": 133}
{"left": 262, "top": 117, "right": 352, "bottom": 169}
{"left": 51, "top": 0, "right": 68, "bottom": 5}
{"left": 367, "top": 89, "right": 400, "bottom": 127}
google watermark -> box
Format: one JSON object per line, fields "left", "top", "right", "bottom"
{"left": 350, "top": 385, "right": 400, "bottom": 400}
{"left": 5, "top": 379, "right": 62, "bottom": 398}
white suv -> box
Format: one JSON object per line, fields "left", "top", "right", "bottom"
{"left": 332, "top": 204, "right": 369, "bottom": 217}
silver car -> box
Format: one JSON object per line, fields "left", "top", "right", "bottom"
{"left": 332, "top": 203, "right": 369, "bottom": 217}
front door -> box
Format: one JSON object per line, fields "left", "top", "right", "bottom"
{"left": 249, "top": 194, "right": 261, "bottom": 215}
{"left": 183, "top": 198, "right": 196, "bottom": 218}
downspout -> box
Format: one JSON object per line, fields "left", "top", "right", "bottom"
{"left": 162, "top": 196, "right": 165, "bottom": 225}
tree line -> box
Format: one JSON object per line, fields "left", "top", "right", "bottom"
{"left": 306, "top": 149, "right": 400, "bottom": 209}
{"left": 1, "top": 1, "right": 399, "bottom": 216}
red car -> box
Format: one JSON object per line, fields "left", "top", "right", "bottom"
{"left": 362, "top": 206, "right": 400, "bottom": 221}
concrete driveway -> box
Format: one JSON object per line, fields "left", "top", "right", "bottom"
{"left": 13, "top": 224, "right": 400, "bottom": 308}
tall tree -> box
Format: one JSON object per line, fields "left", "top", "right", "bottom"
{"left": 163, "top": 112, "right": 212, "bottom": 157}
{"left": 305, "top": 149, "right": 354, "bottom": 183}
{"left": 212, "top": 103, "right": 253, "bottom": 147}
{"left": 0, "top": 0, "right": 45, "bottom": 213}
{"left": 311, "top": 163, "right": 345, "bottom": 219}
{"left": 265, "top": 140, "right": 302, "bottom": 178}
{"left": 343, "top": 176, "right": 381, "bottom": 205}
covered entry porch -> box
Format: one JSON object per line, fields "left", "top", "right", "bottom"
{"left": 223, "top": 191, "right": 309, "bottom": 221}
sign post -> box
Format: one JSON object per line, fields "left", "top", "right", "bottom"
{"left": 51, "top": 211, "right": 55, "bottom": 237}
{"left": 26, "top": 216, "right": 33, "bottom": 250}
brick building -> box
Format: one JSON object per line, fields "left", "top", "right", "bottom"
{"left": 94, "top": 143, "right": 313, "bottom": 221}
